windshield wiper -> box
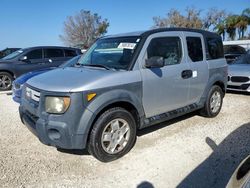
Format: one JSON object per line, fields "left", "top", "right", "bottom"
{"left": 77, "top": 64, "right": 111, "bottom": 70}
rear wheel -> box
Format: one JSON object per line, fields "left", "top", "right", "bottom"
{"left": 0, "top": 72, "right": 13, "bottom": 91}
{"left": 88, "top": 107, "right": 136, "bottom": 162}
{"left": 200, "top": 85, "right": 223, "bottom": 117}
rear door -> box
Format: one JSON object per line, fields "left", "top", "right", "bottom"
{"left": 183, "top": 32, "right": 209, "bottom": 104}
{"left": 139, "top": 32, "right": 192, "bottom": 118}
{"left": 44, "top": 48, "right": 67, "bottom": 67}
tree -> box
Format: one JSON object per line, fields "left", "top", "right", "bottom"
{"left": 203, "top": 8, "right": 228, "bottom": 30}
{"left": 214, "top": 22, "right": 226, "bottom": 40}
{"left": 225, "top": 15, "right": 238, "bottom": 40}
{"left": 152, "top": 7, "right": 203, "bottom": 29}
{"left": 60, "top": 10, "right": 109, "bottom": 49}
{"left": 235, "top": 15, "right": 248, "bottom": 39}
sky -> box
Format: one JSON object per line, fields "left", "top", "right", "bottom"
{"left": 0, "top": 0, "right": 249, "bottom": 49}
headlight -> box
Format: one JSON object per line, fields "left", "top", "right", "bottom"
{"left": 45, "top": 96, "right": 70, "bottom": 114}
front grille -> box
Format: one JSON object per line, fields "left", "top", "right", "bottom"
{"left": 231, "top": 76, "right": 250, "bottom": 83}
{"left": 25, "top": 87, "right": 40, "bottom": 102}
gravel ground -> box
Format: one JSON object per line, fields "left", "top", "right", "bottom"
{"left": 0, "top": 92, "right": 249, "bottom": 188}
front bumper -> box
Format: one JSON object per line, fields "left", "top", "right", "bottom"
{"left": 227, "top": 84, "right": 250, "bottom": 92}
{"left": 19, "top": 86, "right": 94, "bottom": 149}
{"left": 227, "top": 75, "right": 250, "bottom": 92}
{"left": 12, "top": 83, "right": 22, "bottom": 103}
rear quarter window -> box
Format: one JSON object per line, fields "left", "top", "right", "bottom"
{"left": 207, "top": 38, "right": 224, "bottom": 60}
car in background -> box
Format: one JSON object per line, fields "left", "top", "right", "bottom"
{"left": 0, "top": 46, "right": 82, "bottom": 91}
{"left": 227, "top": 155, "right": 250, "bottom": 188}
{"left": 12, "top": 55, "right": 81, "bottom": 103}
{"left": 224, "top": 45, "right": 247, "bottom": 64}
{"left": 0, "top": 48, "right": 20, "bottom": 59}
{"left": 227, "top": 54, "right": 250, "bottom": 92}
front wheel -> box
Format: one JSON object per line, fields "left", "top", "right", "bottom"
{"left": 200, "top": 85, "right": 223, "bottom": 118}
{"left": 0, "top": 72, "right": 14, "bottom": 91}
{"left": 88, "top": 107, "right": 137, "bottom": 162}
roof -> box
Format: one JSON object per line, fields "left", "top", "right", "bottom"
{"left": 103, "top": 28, "right": 220, "bottom": 39}
{"left": 19, "top": 46, "right": 81, "bottom": 52}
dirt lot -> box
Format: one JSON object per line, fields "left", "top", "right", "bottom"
{"left": 0, "top": 92, "right": 249, "bottom": 188}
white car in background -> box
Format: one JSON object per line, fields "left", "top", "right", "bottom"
{"left": 227, "top": 54, "right": 250, "bottom": 93}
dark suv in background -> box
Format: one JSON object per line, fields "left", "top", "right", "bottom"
{"left": 223, "top": 45, "right": 246, "bottom": 64}
{"left": 0, "top": 46, "right": 81, "bottom": 91}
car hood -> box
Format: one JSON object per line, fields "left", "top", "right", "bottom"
{"left": 228, "top": 64, "right": 250, "bottom": 77}
{"left": 15, "top": 68, "right": 55, "bottom": 85}
{"left": 27, "top": 67, "right": 141, "bottom": 92}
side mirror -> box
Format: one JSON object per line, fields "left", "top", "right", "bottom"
{"left": 20, "top": 56, "right": 29, "bottom": 62}
{"left": 145, "top": 56, "right": 164, "bottom": 68}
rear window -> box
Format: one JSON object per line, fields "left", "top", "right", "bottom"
{"left": 207, "top": 38, "right": 224, "bottom": 59}
{"left": 45, "top": 49, "right": 64, "bottom": 58}
{"left": 26, "top": 49, "right": 43, "bottom": 59}
{"left": 186, "top": 37, "right": 203, "bottom": 62}
{"left": 65, "top": 49, "right": 77, "bottom": 57}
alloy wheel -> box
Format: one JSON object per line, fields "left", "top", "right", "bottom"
{"left": 101, "top": 118, "right": 131, "bottom": 154}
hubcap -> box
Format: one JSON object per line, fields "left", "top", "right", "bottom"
{"left": 0, "top": 75, "right": 11, "bottom": 90}
{"left": 101, "top": 118, "right": 130, "bottom": 154}
{"left": 210, "top": 91, "right": 221, "bottom": 113}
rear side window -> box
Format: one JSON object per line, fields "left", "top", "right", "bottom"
{"left": 186, "top": 37, "right": 203, "bottom": 62}
{"left": 26, "top": 49, "right": 43, "bottom": 59}
{"left": 65, "top": 49, "right": 77, "bottom": 57}
{"left": 147, "top": 37, "right": 182, "bottom": 66}
{"left": 207, "top": 38, "right": 224, "bottom": 59}
{"left": 45, "top": 49, "right": 64, "bottom": 58}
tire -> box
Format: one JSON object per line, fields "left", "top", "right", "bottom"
{"left": 0, "top": 72, "right": 14, "bottom": 91}
{"left": 88, "top": 107, "right": 137, "bottom": 162}
{"left": 200, "top": 85, "right": 223, "bottom": 118}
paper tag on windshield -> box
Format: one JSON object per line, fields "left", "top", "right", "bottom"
{"left": 118, "top": 43, "right": 136, "bottom": 50}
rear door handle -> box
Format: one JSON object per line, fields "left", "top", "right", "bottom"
{"left": 182, "top": 70, "right": 193, "bottom": 79}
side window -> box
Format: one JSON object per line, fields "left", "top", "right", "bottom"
{"left": 45, "top": 49, "right": 64, "bottom": 58}
{"left": 26, "top": 49, "right": 43, "bottom": 60}
{"left": 65, "top": 49, "right": 77, "bottom": 57}
{"left": 186, "top": 37, "right": 203, "bottom": 62}
{"left": 147, "top": 37, "right": 182, "bottom": 66}
{"left": 207, "top": 38, "right": 224, "bottom": 59}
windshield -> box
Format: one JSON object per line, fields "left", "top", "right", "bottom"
{"left": 2, "top": 50, "right": 24, "bottom": 60}
{"left": 233, "top": 54, "right": 250, "bottom": 65}
{"left": 77, "top": 37, "right": 140, "bottom": 70}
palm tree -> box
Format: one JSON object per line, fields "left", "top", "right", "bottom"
{"left": 236, "top": 15, "right": 248, "bottom": 39}
{"left": 242, "top": 8, "right": 250, "bottom": 19}
{"left": 225, "top": 15, "right": 238, "bottom": 40}
{"left": 215, "top": 22, "right": 226, "bottom": 40}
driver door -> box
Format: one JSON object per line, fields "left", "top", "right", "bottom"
{"left": 139, "top": 32, "right": 192, "bottom": 118}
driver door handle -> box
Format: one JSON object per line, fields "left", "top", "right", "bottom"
{"left": 182, "top": 70, "right": 193, "bottom": 79}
